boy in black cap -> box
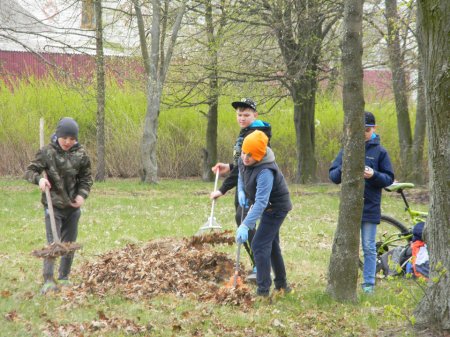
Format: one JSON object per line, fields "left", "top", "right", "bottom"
{"left": 25, "top": 117, "right": 93, "bottom": 294}
{"left": 211, "top": 98, "right": 271, "bottom": 281}
{"left": 329, "top": 111, "right": 394, "bottom": 294}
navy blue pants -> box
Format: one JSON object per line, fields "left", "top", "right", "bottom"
{"left": 251, "top": 209, "right": 288, "bottom": 295}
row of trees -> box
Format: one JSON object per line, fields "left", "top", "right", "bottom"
{"left": 1, "top": 0, "right": 427, "bottom": 184}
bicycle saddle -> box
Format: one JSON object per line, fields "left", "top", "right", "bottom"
{"left": 385, "top": 182, "right": 415, "bottom": 192}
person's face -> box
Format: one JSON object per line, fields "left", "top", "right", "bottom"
{"left": 241, "top": 151, "right": 258, "bottom": 166}
{"left": 364, "top": 126, "right": 376, "bottom": 141}
{"left": 58, "top": 136, "right": 77, "bottom": 151}
{"left": 236, "top": 108, "right": 257, "bottom": 128}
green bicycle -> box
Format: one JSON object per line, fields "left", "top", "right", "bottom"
{"left": 359, "top": 182, "right": 428, "bottom": 270}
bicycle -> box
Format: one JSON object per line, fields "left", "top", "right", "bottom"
{"left": 359, "top": 182, "right": 428, "bottom": 272}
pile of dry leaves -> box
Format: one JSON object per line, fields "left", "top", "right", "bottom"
{"left": 73, "top": 231, "right": 254, "bottom": 307}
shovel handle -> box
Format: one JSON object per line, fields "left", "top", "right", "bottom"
{"left": 40, "top": 118, "right": 60, "bottom": 244}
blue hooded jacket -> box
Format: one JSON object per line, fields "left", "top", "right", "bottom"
{"left": 329, "top": 134, "right": 394, "bottom": 223}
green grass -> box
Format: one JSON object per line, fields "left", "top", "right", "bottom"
{"left": 0, "top": 177, "right": 428, "bottom": 336}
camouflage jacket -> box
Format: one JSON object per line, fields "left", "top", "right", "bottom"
{"left": 25, "top": 138, "right": 93, "bottom": 209}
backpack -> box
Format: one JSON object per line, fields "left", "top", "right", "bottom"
{"left": 379, "top": 221, "right": 429, "bottom": 279}
{"left": 379, "top": 245, "right": 411, "bottom": 277}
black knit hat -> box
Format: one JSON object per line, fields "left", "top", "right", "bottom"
{"left": 231, "top": 98, "right": 257, "bottom": 111}
{"left": 55, "top": 117, "right": 79, "bottom": 140}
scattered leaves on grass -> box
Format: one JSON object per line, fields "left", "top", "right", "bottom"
{"left": 43, "top": 311, "right": 150, "bottom": 336}
{"left": 72, "top": 232, "right": 254, "bottom": 307}
{"left": 4, "top": 310, "right": 19, "bottom": 322}
{"left": 32, "top": 242, "right": 82, "bottom": 258}
{"left": 1, "top": 290, "right": 12, "bottom": 298}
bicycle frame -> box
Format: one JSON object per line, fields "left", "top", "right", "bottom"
{"left": 385, "top": 182, "right": 428, "bottom": 225}
{"left": 377, "top": 230, "right": 412, "bottom": 256}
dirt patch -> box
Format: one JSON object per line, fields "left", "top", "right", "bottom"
{"left": 72, "top": 231, "right": 254, "bottom": 307}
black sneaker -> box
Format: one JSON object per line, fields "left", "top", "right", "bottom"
{"left": 256, "top": 289, "right": 270, "bottom": 297}
{"left": 40, "top": 281, "right": 58, "bottom": 295}
{"left": 274, "top": 285, "right": 292, "bottom": 294}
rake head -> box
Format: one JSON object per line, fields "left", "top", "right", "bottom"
{"left": 196, "top": 216, "right": 222, "bottom": 235}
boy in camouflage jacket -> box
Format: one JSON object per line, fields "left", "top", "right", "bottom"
{"left": 25, "top": 117, "right": 93, "bottom": 294}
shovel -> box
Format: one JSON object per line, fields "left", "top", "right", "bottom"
{"left": 224, "top": 242, "right": 242, "bottom": 289}
{"left": 197, "top": 169, "right": 222, "bottom": 234}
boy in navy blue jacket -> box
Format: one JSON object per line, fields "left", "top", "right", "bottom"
{"left": 329, "top": 111, "right": 394, "bottom": 294}
{"left": 235, "top": 130, "right": 292, "bottom": 297}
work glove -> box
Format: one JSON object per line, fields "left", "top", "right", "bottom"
{"left": 238, "top": 190, "right": 248, "bottom": 208}
{"left": 236, "top": 224, "right": 249, "bottom": 244}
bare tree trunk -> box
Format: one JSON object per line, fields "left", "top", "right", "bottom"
{"left": 293, "top": 77, "right": 317, "bottom": 184}
{"left": 134, "top": 0, "right": 186, "bottom": 183}
{"left": 202, "top": 0, "right": 218, "bottom": 182}
{"left": 411, "top": 59, "right": 426, "bottom": 185}
{"left": 95, "top": 0, "right": 106, "bottom": 182}
{"left": 327, "top": 0, "right": 365, "bottom": 302}
{"left": 414, "top": 0, "right": 450, "bottom": 331}
{"left": 385, "top": 0, "right": 413, "bottom": 180}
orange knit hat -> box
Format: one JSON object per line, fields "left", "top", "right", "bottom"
{"left": 242, "top": 130, "right": 268, "bottom": 161}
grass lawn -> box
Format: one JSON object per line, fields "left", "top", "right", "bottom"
{"left": 0, "top": 177, "right": 428, "bottom": 336}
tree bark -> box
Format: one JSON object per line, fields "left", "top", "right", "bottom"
{"left": 95, "top": 0, "right": 106, "bottom": 182}
{"left": 411, "top": 57, "right": 426, "bottom": 185}
{"left": 263, "top": 0, "right": 328, "bottom": 183}
{"left": 385, "top": 0, "right": 413, "bottom": 180}
{"left": 327, "top": 0, "right": 365, "bottom": 302}
{"left": 293, "top": 77, "right": 318, "bottom": 183}
{"left": 202, "top": 0, "right": 219, "bottom": 182}
{"left": 414, "top": 0, "right": 450, "bottom": 331}
{"left": 135, "top": 0, "right": 186, "bottom": 183}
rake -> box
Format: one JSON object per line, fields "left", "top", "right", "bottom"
{"left": 197, "top": 169, "right": 222, "bottom": 234}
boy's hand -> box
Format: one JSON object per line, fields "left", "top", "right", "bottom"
{"left": 38, "top": 178, "right": 51, "bottom": 192}
{"left": 210, "top": 190, "right": 223, "bottom": 200}
{"left": 238, "top": 191, "right": 248, "bottom": 208}
{"left": 236, "top": 224, "right": 249, "bottom": 244}
{"left": 70, "top": 195, "right": 85, "bottom": 208}
{"left": 364, "top": 166, "right": 374, "bottom": 179}
{"left": 211, "top": 163, "right": 230, "bottom": 175}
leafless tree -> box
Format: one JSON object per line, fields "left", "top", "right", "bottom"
{"left": 133, "top": 0, "right": 186, "bottom": 183}
{"left": 413, "top": 0, "right": 450, "bottom": 332}
{"left": 327, "top": 0, "right": 365, "bottom": 302}
{"left": 95, "top": 0, "right": 106, "bottom": 181}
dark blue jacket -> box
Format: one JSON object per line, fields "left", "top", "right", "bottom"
{"left": 329, "top": 135, "right": 394, "bottom": 223}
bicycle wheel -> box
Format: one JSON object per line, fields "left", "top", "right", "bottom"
{"left": 359, "top": 215, "right": 411, "bottom": 271}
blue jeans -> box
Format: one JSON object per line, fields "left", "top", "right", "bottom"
{"left": 361, "top": 222, "right": 377, "bottom": 286}
{"left": 251, "top": 210, "right": 288, "bottom": 295}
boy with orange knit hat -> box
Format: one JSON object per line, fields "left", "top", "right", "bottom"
{"left": 236, "top": 130, "right": 292, "bottom": 296}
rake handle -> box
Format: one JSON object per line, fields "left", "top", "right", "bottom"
{"left": 209, "top": 169, "right": 220, "bottom": 225}
{"left": 40, "top": 118, "right": 60, "bottom": 244}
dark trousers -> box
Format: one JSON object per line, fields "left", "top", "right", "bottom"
{"left": 251, "top": 210, "right": 288, "bottom": 294}
{"left": 43, "top": 207, "right": 80, "bottom": 281}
